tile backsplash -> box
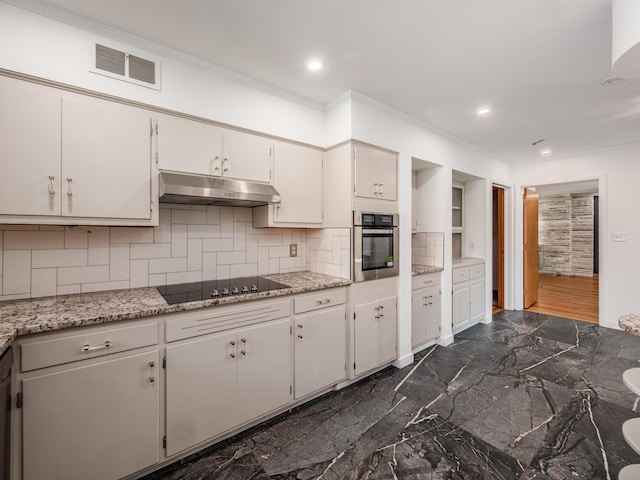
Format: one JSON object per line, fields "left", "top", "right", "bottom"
{"left": 412, "top": 232, "right": 445, "bottom": 267}
{"left": 0, "top": 205, "right": 351, "bottom": 301}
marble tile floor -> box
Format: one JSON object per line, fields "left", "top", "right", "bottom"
{"left": 142, "top": 311, "right": 640, "bottom": 480}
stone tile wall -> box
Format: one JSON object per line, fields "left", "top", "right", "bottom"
{"left": 538, "top": 193, "right": 594, "bottom": 276}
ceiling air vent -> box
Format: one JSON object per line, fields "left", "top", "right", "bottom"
{"left": 92, "top": 43, "right": 161, "bottom": 90}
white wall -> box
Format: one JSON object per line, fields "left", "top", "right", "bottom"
{"left": 513, "top": 144, "right": 640, "bottom": 329}
{"left": 348, "top": 92, "right": 514, "bottom": 365}
{"left": 0, "top": 1, "right": 325, "bottom": 147}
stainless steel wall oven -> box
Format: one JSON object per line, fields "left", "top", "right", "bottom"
{"left": 353, "top": 211, "right": 399, "bottom": 282}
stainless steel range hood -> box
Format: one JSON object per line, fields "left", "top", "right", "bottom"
{"left": 158, "top": 170, "right": 281, "bottom": 207}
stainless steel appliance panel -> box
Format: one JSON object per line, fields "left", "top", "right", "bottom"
{"left": 353, "top": 211, "right": 399, "bottom": 282}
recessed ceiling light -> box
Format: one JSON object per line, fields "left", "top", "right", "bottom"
{"left": 476, "top": 107, "right": 491, "bottom": 117}
{"left": 306, "top": 59, "right": 324, "bottom": 71}
{"left": 540, "top": 148, "right": 552, "bottom": 156}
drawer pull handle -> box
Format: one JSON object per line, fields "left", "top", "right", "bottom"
{"left": 81, "top": 340, "right": 112, "bottom": 352}
{"left": 316, "top": 298, "right": 331, "bottom": 305}
{"left": 149, "top": 376, "right": 155, "bottom": 384}
{"left": 298, "top": 334, "right": 303, "bottom": 339}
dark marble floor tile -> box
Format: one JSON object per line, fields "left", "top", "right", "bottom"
{"left": 142, "top": 312, "right": 640, "bottom": 480}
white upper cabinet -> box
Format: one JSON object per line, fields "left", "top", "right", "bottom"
{"left": 156, "top": 114, "right": 223, "bottom": 176}
{"left": 354, "top": 144, "right": 397, "bottom": 201}
{"left": 157, "top": 114, "right": 273, "bottom": 184}
{"left": 61, "top": 96, "right": 152, "bottom": 220}
{"left": 221, "top": 129, "right": 273, "bottom": 184}
{"left": 0, "top": 76, "right": 154, "bottom": 225}
{"left": 0, "top": 77, "right": 61, "bottom": 216}
{"left": 253, "top": 141, "right": 323, "bottom": 227}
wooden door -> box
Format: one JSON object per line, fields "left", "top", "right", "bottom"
{"left": 272, "top": 142, "right": 323, "bottom": 224}
{"left": 354, "top": 300, "right": 379, "bottom": 375}
{"left": 354, "top": 145, "right": 397, "bottom": 200}
{"left": 61, "top": 96, "right": 152, "bottom": 219}
{"left": 0, "top": 78, "right": 61, "bottom": 216}
{"left": 411, "top": 288, "right": 428, "bottom": 347}
{"left": 236, "top": 318, "right": 291, "bottom": 424}
{"left": 452, "top": 283, "right": 470, "bottom": 328}
{"left": 493, "top": 186, "right": 505, "bottom": 308}
{"left": 165, "top": 331, "right": 237, "bottom": 456}
{"left": 523, "top": 188, "right": 539, "bottom": 308}
{"left": 377, "top": 296, "right": 397, "bottom": 364}
{"left": 157, "top": 114, "right": 223, "bottom": 175}
{"left": 294, "top": 306, "right": 346, "bottom": 399}
{"left": 425, "top": 285, "right": 441, "bottom": 341}
{"left": 221, "top": 130, "right": 273, "bottom": 183}
{"left": 22, "top": 351, "right": 160, "bottom": 480}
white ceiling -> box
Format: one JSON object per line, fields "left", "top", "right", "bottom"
{"left": 25, "top": 0, "right": 640, "bottom": 163}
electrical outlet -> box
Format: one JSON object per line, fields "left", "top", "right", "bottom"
{"left": 289, "top": 243, "right": 297, "bottom": 257}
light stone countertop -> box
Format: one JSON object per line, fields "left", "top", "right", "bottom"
{"left": 452, "top": 257, "right": 485, "bottom": 267}
{"left": 412, "top": 264, "right": 444, "bottom": 276}
{"left": 619, "top": 314, "right": 640, "bottom": 336}
{"left": 0, "top": 271, "right": 351, "bottom": 357}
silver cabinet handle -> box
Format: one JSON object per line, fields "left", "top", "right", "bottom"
{"left": 297, "top": 334, "right": 303, "bottom": 339}
{"left": 240, "top": 350, "right": 246, "bottom": 356}
{"left": 149, "top": 376, "right": 155, "bottom": 383}
{"left": 229, "top": 353, "right": 236, "bottom": 359}
{"left": 316, "top": 298, "right": 330, "bottom": 305}
{"left": 66, "top": 177, "right": 73, "bottom": 197}
{"left": 230, "top": 340, "right": 236, "bottom": 346}
{"left": 213, "top": 156, "right": 221, "bottom": 173}
{"left": 48, "top": 175, "right": 55, "bottom": 197}
{"left": 240, "top": 337, "right": 247, "bottom": 343}
{"left": 223, "top": 157, "right": 230, "bottom": 173}
{"left": 81, "top": 340, "right": 112, "bottom": 352}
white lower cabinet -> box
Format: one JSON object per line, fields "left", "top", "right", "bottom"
{"left": 21, "top": 350, "right": 160, "bottom": 480}
{"left": 452, "top": 261, "right": 486, "bottom": 331}
{"left": 354, "top": 296, "right": 397, "bottom": 376}
{"left": 165, "top": 317, "right": 292, "bottom": 457}
{"left": 411, "top": 274, "right": 441, "bottom": 348}
{"left": 293, "top": 289, "right": 347, "bottom": 399}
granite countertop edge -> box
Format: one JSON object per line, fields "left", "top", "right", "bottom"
{"left": 412, "top": 264, "right": 444, "bottom": 276}
{"left": 0, "top": 271, "right": 352, "bottom": 357}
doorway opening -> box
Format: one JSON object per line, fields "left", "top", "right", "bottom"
{"left": 492, "top": 186, "right": 505, "bottom": 314}
{"left": 522, "top": 181, "right": 600, "bottom": 323}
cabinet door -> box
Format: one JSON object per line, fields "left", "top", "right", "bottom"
{"left": 354, "top": 145, "right": 397, "bottom": 200}
{"left": 61, "top": 97, "right": 151, "bottom": 219}
{"left": 294, "top": 305, "right": 346, "bottom": 399}
{"left": 165, "top": 331, "right": 237, "bottom": 457}
{"left": 157, "top": 114, "right": 223, "bottom": 175}
{"left": 236, "top": 318, "right": 291, "bottom": 424}
{"left": 377, "top": 296, "right": 397, "bottom": 364}
{"left": 222, "top": 130, "right": 273, "bottom": 183}
{"left": 273, "top": 142, "right": 323, "bottom": 224}
{"left": 470, "top": 278, "right": 485, "bottom": 322}
{"left": 411, "top": 287, "right": 428, "bottom": 347}
{"left": 22, "top": 351, "right": 159, "bottom": 480}
{"left": 425, "top": 285, "right": 441, "bottom": 341}
{"left": 0, "top": 78, "right": 61, "bottom": 216}
{"left": 452, "top": 282, "right": 470, "bottom": 329}
{"left": 354, "top": 300, "right": 379, "bottom": 376}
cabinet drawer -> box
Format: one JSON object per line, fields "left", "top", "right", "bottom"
{"left": 412, "top": 273, "right": 441, "bottom": 290}
{"left": 166, "top": 299, "right": 290, "bottom": 342}
{"left": 452, "top": 267, "right": 470, "bottom": 284}
{"left": 294, "top": 289, "right": 346, "bottom": 314}
{"left": 21, "top": 322, "right": 158, "bottom": 372}
{"left": 469, "top": 263, "right": 485, "bottom": 279}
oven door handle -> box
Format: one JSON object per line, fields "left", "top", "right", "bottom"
{"left": 361, "top": 228, "right": 395, "bottom": 235}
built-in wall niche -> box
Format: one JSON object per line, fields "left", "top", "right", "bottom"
{"left": 412, "top": 158, "right": 445, "bottom": 234}
{"left": 451, "top": 170, "right": 486, "bottom": 259}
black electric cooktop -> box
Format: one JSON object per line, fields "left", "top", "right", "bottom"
{"left": 156, "top": 276, "right": 289, "bottom": 305}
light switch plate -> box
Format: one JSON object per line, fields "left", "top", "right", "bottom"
{"left": 612, "top": 232, "right": 627, "bottom": 242}
{"left": 289, "top": 243, "right": 297, "bottom": 257}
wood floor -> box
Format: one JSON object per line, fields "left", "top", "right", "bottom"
{"left": 525, "top": 273, "right": 599, "bottom": 324}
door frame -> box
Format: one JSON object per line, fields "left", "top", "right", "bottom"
{"left": 492, "top": 186, "right": 505, "bottom": 309}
